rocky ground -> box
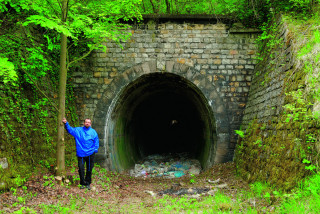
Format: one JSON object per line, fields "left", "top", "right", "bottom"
{"left": 0, "top": 162, "right": 279, "bottom": 213}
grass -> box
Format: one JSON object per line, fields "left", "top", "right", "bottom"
{"left": 2, "top": 163, "right": 320, "bottom": 213}
{"left": 278, "top": 171, "right": 320, "bottom": 214}
{"left": 39, "top": 173, "right": 320, "bottom": 213}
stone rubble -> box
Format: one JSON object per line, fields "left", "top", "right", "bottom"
{"left": 129, "top": 153, "right": 202, "bottom": 178}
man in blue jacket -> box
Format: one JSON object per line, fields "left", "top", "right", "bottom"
{"left": 62, "top": 117, "right": 99, "bottom": 190}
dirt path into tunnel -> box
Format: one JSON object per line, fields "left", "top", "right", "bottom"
{"left": 0, "top": 162, "right": 278, "bottom": 213}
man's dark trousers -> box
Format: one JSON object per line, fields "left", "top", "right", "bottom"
{"left": 77, "top": 153, "right": 95, "bottom": 186}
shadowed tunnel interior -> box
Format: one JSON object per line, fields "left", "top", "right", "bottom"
{"left": 108, "top": 73, "right": 216, "bottom": 171}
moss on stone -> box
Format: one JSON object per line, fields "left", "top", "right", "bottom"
{"left": 235, "top": 14, "right": 320, "bottom": 190}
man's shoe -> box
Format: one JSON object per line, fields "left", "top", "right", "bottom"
{"left": 80, "top": 185, "right": 86, "bottom": 189}
{"left": 86, "top": 185, "right": 91, "bottom": 190}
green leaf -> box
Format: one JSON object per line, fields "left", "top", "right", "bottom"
{"left": 0, "top": 58, "right": 17, "bottom": 85}
{"left": 24, "top": 15, "right": 74, "bottom": 38}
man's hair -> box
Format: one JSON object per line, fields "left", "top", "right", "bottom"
{"left": 84, "top": 118, "right": 92, "bottom": 123}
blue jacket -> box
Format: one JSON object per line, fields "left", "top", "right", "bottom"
{"left": 64, "top": 122, "right": 99, "bottom": 157}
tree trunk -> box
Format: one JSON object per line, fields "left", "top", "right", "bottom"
{"left": 56, "top": 0, "right": 68, "bottom": 177}
{"left": 165, "top": 0, "right": 170, "bottom": 13}
{"left": 149, "top": 0, "right": 156, "bottom": 13}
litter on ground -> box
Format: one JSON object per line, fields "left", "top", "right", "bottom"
{"left": 129, "top": 153, "right": 202, "bottom": 178}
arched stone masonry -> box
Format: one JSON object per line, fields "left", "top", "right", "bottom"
{"left": 93, "top": 60, "right": 230, "bottom": 172}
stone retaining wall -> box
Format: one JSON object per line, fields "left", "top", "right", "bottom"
{"left": 234, "top": 15, "right": 318, "bottom": 189}
{"left": 241, "top": 16, "right": 294, "bottom": 129}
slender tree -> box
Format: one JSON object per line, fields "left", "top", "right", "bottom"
{"left": 165, "top": 0, "right": 170, "bottom": 13}
{"left": 56, "top": 0, "right": 68, "bottom": 176}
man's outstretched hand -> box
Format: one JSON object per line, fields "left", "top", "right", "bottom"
{"left": 62, "top": 118, "right": 67, "bottom": 124}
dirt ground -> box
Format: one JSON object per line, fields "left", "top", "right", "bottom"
{"left": 0, "top": 162, "right": 274, "bottom": 213}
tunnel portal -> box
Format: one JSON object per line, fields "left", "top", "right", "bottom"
{"left": 106, "top": 72, "right": 216, "bottom": 172}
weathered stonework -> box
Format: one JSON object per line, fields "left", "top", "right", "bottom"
{"left": 235, "top": 15, "right": 320, "bottom": 189}
{"left": 72, "top": 19, "right": 260, "bottom": 171}
{"left": 241, "top": 17, "right": 294, "bottom": 129}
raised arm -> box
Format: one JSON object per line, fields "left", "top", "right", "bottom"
{"left": 62, "top": 118, "right": 77, "bottom": 137}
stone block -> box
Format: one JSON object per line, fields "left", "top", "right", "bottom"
{"left": 236, "top": 75, "right": 244, "bottom": 81}
{"left": 166, "top": 61, "right": 175, "bottom": 73}
{"left": 222, "top": 59, "right": 231, "bottom": 64}
{"left": 93, "top": 72, "right": 102, "bottom": 78}
{"left": 166, "top": 24, "right": 174, "bottom": 30}
{"left": 213, "top": 59, "right": 222, "bottom": 65}
{"left": 230, "top": 50, "right": 238, "bottom": 55}
{"left": 230, "top": 59, "right": 239, "bottom": 64}
{"left": 245, "top": 65, "right": 255, "bottom": 69}
{"left": 163, "top": 43, "right": 172, "bottom": 49}
{"left": 189, "top": 43, "right": 199, "bottom": 49}
{"left": 197, "top": 59, "right": 208, "bottom": 64}
{"left": 0, "top": 158, "right": 8, "bottom": 169}
{"left": 202, "top": 54, "right": 210, "bottom": 59}
{"left": 193, "top": 38, "right": 202, "bottom": 43}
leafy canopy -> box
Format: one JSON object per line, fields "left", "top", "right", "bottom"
{"left": 0, "top": 0, "right": 142, "bottom": 84}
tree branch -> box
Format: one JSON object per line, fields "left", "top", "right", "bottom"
{"left": 67, "top": 44, "right": 98, "bottom": 70}
{"left": 44, "top": 0, "right": 60, "bottom": 18}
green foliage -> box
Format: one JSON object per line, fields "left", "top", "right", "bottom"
{"left": 283, "top": 89, "right": 313, "bottom": 123}
{"left": 235, "top": 129, "right": 245, "bottom": 138}
{"left": 189, "top": 173, "right": 196, "bottom": 184}
{"left": 0, "top": 0, "right": 143, "bottom": 190}
{"left": 139, "top": 0, "right": 320, "bottom": 27}
{"left": 21, "top": 0, "right": 142, "bottom": 63}
{"left": 0, "top": 58, "right": 17, "bottom": 84}
{"left": 42, "top": 175, "right": 55, "bottom": 187}
{"left": 280, "top": 172, "right": 320, "bottom": 213}
{"left": 250, "top": 181, "right": 272, "bottom": 198}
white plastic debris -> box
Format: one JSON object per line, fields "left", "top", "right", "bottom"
{"left": 130, "top": 153, "right": 202, "bottom": 178}
{"left": 207, "top": 178, "right": 220, "bottom": 184}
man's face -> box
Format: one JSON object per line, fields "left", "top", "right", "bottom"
{"left": 84, "top": 119, "right": 92, "bottom": 128}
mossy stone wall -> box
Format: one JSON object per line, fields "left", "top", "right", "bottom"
{"left": 236, "top": 15, "right": 320, "bottom": 190}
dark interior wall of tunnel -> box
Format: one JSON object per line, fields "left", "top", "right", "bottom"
{"left": 110, "top": 73, "right": 216, "bottom": 171}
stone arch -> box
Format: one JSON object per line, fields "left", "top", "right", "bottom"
{"left": 93, "top": 60, "right": 230, "bottom": 172}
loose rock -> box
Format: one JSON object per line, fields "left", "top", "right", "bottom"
{"left": 0, "top": 158, "right": 8, "bottom": 169}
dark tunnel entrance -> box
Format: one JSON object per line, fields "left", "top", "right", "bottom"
{"left": 107, "top": 73, "right": 216, "bottom": 172}
{"left": 134, "top": 92, "right": 203, "bottom": 155}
